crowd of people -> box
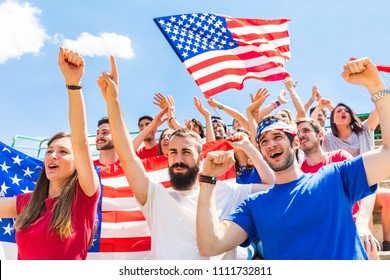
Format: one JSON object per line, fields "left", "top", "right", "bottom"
{"left": 0, "top": 49, "right": 389, "bottom": 260}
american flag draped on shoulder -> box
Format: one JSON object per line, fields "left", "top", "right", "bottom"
{"left": 0, "top": 139, "right": 235, "bottom": 259}
{"left": 154, "top": 13, "right": 291, "bottom": 98}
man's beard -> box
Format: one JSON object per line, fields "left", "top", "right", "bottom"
{"left": 265, "top": 150, "right": 295, "bottom": 172}
{"left": 96, "top": 141, "right": 114, "bottom": 151}
{"left": 299, "top": 139, "right": 319, "bottom": 155}
{"left": 169, "top": 162, "right": 200, "bottom": 191}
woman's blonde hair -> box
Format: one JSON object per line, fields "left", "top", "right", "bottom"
{"left": 14, "top": 132, "right": 78, "bottom": 240}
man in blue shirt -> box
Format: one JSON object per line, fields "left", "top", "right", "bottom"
{"left": 196, "top": 57, "right": 390, "bottom": 259}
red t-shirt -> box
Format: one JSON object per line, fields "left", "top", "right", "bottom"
{"left": 15, "top": 180, "right": 99, "bottom": 260}
{"left": 300, "top": 149, "right": 360, "bottom": 216}
{"left": 300, "top": 149, "right": 353, "bottom": 173}
{"left": 136, "top": 144, "right": 158, "bottom": 159}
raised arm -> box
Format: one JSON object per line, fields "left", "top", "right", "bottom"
{"left": 207, "top": 97, "right": 249, "bottom": 130}
{"left": 304, "top": 84, "right": 322, "bottom": 113}
{"left": 259, "top": 90, "right": 288, "bottom": 120}
{"left": 132, "top": 108, "right": 168, "bottom": 150}
{"left": 58, "top": 48, "right": 99, "bottom": 197}
{"left": 246, "top": 88, "right": 270, "bottom": 146}
{"left": 283, "top": 77, "right": 306, "bottom": 119}
{"left": 197, "top": 151, "right": 249, "bottom": 256}
{"left": 226, "top": 132, "right": 275, "bottom": 191}
{"left": 366, "top": 109, "right": 379, "bottom": 131}
{"left": 342, "top": 57, "right": 390, "bottom": 185}
{"left": 97, "top": 56, "right": 149, "bottom": 205}
{"left": 194, "top": 96, "right": 215, "bottom": 143}
{"left": 310, "top": 98, "right": 333, "bottom": 120}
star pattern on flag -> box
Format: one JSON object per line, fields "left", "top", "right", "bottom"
{"left": 154, "top": 13, "right": 291, "bottom": 98}
{"left": 0, "top": 141, "right": 43, "bottom": 243}
{"left": 156, "top": 13, "right": 238, "bottom": 61}
{"left": 2, "top": 223, "right": 14, "bottom": 236}
{"left": 0, "top": 161, "right": 10, "bottom": 173}
{"left": 12, "top": 155, "right": 23, "bottom": 166}
{"left": 23, "top": 167, "right": 34, "bottom": 177}
{"left": 1, "top": 182, "right": 10, "bottom": 196}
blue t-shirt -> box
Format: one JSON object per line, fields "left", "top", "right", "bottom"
{"left": 226, "top": 155, "right": 377, "bottom": 260}
{"left": 236, "top": 167, "right": 262, "bottom": 184}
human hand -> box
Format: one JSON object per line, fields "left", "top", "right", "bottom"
{"left": 58, "top": 47, "right": 85, "bottom": 86}
{"left": 283, "top": 77, "right": 298, "bottom": 93}
{"left": 185, "top": 118, "right": 193, "bottom": 129}
{"left": 317, "top": 98, "right": 331, "bottom": 109}
{"left": 225, "top": 132, "right": 251, "bottom": 151}
{"left": 248, "top": 88, "right": 270, "bottom": 112}
{"left": 194, "top": 96, "right": 210, "bottom": 117}
{"left": 153, "top": 107, "right": 169, "bottom": 128}
{"left": 166, "top": 95, "right": 176, "bottom": 119}
{"left": 201, "top": 150, "right": 235, "bottom": 178}
{"left": 312, "top": 84, "right": 322, "bottom": 101}
{"left": 153, "top": 92, "right": 168, "bottom": 109}
{"left": 96, "top": 55, "right": 118, "bottom": 101}
{"left": 341, "top": 57, "right": 384, "bottom": 94}
{"left": 278, "top": 90, "right": 288, "bottom": 104}
{"left": 207, "top": 97, "right": 221, "bottom": 108}
{"left": 356, "top": 225, "right": 380, "bottom": 260}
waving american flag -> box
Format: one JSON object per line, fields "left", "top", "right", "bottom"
{"left": 154, "top": 13, "right": 291, "bottom": 98}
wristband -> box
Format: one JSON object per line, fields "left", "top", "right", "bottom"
{"left": 66, "top": 84, "right": 82, "bottom": 90}
{"left": 199, "top": 174, "right": 218, "bottom": 184}
{"left": 218, "top": 105, "right": 224, "bottom": 110}
{"left": 272, "top": 100, "right": 281, "bottom": 109}
{"left": 168, "top": 116, "right": 175, "bottom": 123}
{"left": 371, "top": 87, "right": 390, "bottom": 103}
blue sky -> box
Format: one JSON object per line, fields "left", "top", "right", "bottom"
{"left": 1, "top": 0, "right": 389, "bottom": 154}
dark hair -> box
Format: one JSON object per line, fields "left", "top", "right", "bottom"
{"left": 158, "top": 128, "right": 174, "bottom": 155}
{"left": 138, "top": 115, "right": 153, "bottom": 126}
{"left": 97, "top": 116, "right": 109, "bottom": 127}
{"left": 309, "top": 107, "right": 327, "bottom": 119}
{"left": 295, "top": 118, "right": 323, "bottom": 134}
{"left": 169, "top": 128, "right": 202, "bottom": 154}
{"left": 296, "top": 118, "right": 324, "bottom": 145}
{"left": 191, "top": 118, "right": 205, "bottom": 138}
{"left": 211, "top": 116, "right": 227, "bottom": 133}
{"left": 330, "top": 103, "right": 363, "bottom": 137}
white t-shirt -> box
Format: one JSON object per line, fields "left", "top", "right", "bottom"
{"left": 141, "top": 180, "right": 252, "bottom": 260}
{"left": 323, "top": 120, "right": 374, "bottom": 157}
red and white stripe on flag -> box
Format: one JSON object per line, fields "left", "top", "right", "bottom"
{"left": 154, "top": 13, "right": 291, "bottom": 98}
{"left": 184, "top": 17, "right": 291, "bottom": 97}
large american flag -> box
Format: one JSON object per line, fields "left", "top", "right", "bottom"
{"left": 154, "top": 13, "right": 291, "bottom": 98}
{"left": 0, "top": 139, "right": 235, "bottom": 259}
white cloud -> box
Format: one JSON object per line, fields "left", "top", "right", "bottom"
{"left": 0, "top": 0, "right": 48, "bottom": 64}
{"left": 62, "top": 32, "right": 135, "bottom": 59}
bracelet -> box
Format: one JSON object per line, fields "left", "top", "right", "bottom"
{"left": 66, "top": 84, "right": 82, "bottom": 90}
{"left": 199, "top": 174, "right": 218, "bottom": 184}
{"left": 218, "top": 105, "right": 224, "bottom": 110}
{"left": 371, "top": 87, "right": 390, "bottom": 103}
{"left": 272, "top": 100, "right": 281, "bottom": 109}
{"left": 168, "top": 116, "right": 175, "bottom": 123}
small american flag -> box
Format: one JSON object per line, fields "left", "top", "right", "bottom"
{"left": 154, "top": 13, "right": 291, "bottom": 98}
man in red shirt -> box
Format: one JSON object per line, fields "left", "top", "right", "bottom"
{"left": 296, "top": 118, "right": 352, "bottom": 173}
{"left": 296, "top": 117, "right": 379, "bottom": 259}
{"left": 136, "top": 115, "right": 159, "bottom": 159}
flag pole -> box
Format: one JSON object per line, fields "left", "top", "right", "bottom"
{"left": 212, "top": 107, "right": 221, "bottom": 118}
